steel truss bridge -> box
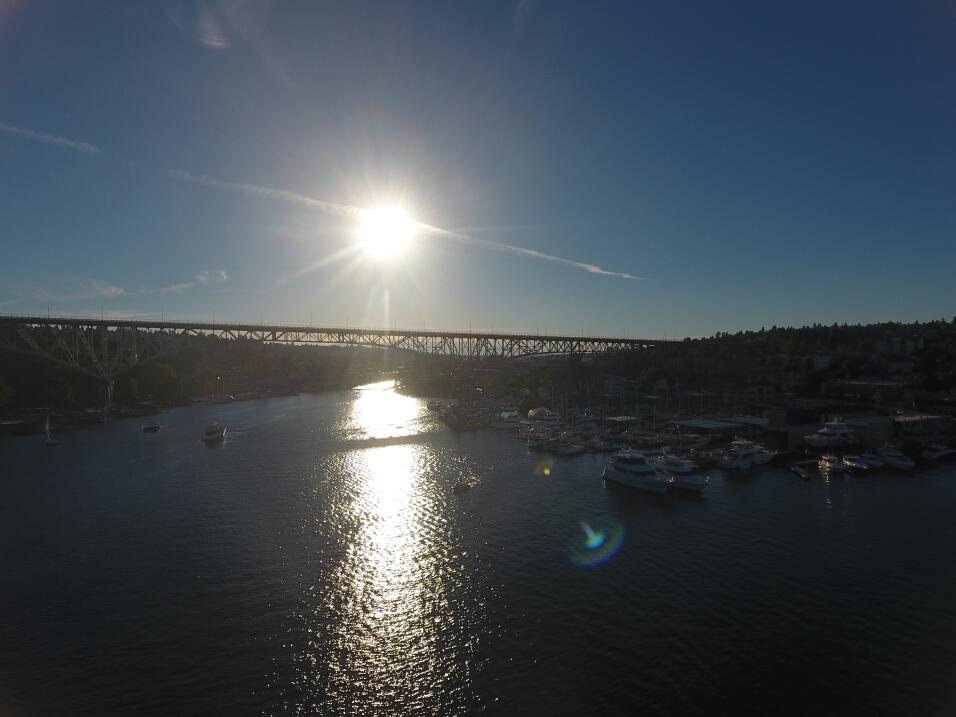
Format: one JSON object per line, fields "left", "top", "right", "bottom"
{"left": 0, "top": 314, "right": 673, "bottom": 386}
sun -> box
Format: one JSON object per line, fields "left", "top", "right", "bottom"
{"left": 357, "top": 207, "right": 414, "bottom": 258}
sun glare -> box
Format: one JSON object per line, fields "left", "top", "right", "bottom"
{"left": 358, "top": 207, "right": 414, "bottom": 259}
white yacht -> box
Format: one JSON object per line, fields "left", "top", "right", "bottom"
{"left": 493, "top": 409, "right": 522, "bottom": 430}
{"left": 819, "top": 453, "right": 844, "bottom": 474}
{"left": 528, "top": 407, "right": 561, "bottom": 424}
{"left": 860, "top": 453, "right": 884, "bottom": 469}
{"left": 919, "top": 444, "right": 956, "bottom": 462}
{"left": 202, "top": 422, "right": 226, "bottom": 444}
{"left": 842, "top": 455, "right": 870, "bottom": 473}
{"left": 877, "top": 445, "right": 915, "bottom": 472}
{"left": 717, "top": 441, "right": 775, "bottom": 470}
{"left": 603, "top": 451, "right": 672, "bottom": 493}
{"left": 654, "top": 454, "right": 709, "bottom": 492}
{"left": 556, "top": 437, "right": 586, "bottom": 456}
{"left": 805, "top": 420, "right": 856, "bottom": 448}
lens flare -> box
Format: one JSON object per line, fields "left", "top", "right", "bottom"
{"left": 568, "top": 517, "right": 625, "bottom": 567}
{"left": 534, "top": 458, "right": 553, "bottom": 477}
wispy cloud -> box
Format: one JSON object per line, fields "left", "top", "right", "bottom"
{"left": 17, "top": 278, "right": 127, "bottom": 303}
{"left": 171, "top": 169, "right": 642, "bottom": 280}
{"left": 196, "top": 269, "right": 228, "bottom": 285}
{"left": 3, "top": 270, "right": 230, "bottom": 306}
{"left": 158, "top": 282, "right": 194, "bottom": 294}
{"left": 155, "top": 268, "right": 228, "bottom": 294}
{"left": 415, "top": 223, "right": 643, "bottom": 280}
{"left": 170, "top": 170, "right": 362, "bottom": 217}
{"left": 0, "top": 119, "right": 102, "bottom": 156}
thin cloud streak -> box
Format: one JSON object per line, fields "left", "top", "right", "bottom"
{"left": 170, "top": 170, "right": 363, "bottom": 217}
{"left": 172, "top": 170, "right": 642, "bottom": 280}
{"left": 0, "top": 119, "right": 102, "bottom": 156}
{"left": 4, "top": 271, "right": 229, "bottom": 304}
{"left": 417, "top": 223, "right": 643, "bottom": 280}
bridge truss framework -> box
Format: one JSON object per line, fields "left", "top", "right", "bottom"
{"left": 0, "top": 315, "right": 668, "bottom": 385}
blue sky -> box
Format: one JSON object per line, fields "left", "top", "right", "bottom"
{"left": 1, "top": 1, "right": 954, "bottom": 337}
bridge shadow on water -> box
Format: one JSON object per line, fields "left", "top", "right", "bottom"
{"left": 333, "top": 431, "right": 443, "bottom": 452}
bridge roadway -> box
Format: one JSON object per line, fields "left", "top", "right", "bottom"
{"left": 0, "top": 314, "right": 675, "bottom": 382}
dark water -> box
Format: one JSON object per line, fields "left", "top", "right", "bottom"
{"left": 3, "top": 384, "right": 956, "bottom": 715}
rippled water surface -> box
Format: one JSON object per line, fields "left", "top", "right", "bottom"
{"left": 3, "top": 385, "right": 956, "bottom": 715}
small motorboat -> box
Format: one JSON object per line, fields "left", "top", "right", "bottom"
{"left": 453, "top": 480, "right": 477, "bottom": 494}
{"left": 919, "top": 444, "right": 956, "bottom": 462}
{"left": 842, "top": 455, "right": 870, "bottom": 474}
{"left": 818, "top": 453, "right": 844, "bottom": 475}
{"left": 142, "top": 421, "right": 162, "bottom": 433}
{"left": 556, "top": 443, "right": 586, "bottom": 456}
{"left": 201, "top": 422, "right": 226, "bottom": 444}
{"left": 877, "top": 445, "right": 915, "bottom": 472}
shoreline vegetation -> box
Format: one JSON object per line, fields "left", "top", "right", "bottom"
{"left": 3, "top": 317, "right": 956, "bottom": 437}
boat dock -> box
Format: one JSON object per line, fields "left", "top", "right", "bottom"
{"left": 787, "top": 459, "right": 818, "bottom": 480}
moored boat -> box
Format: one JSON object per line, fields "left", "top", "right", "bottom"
{"left": 202, "top": 422, "right": 226, "bottom": 444}
{"left": 819, "top": 453, "right": 844, "bottom": 474}
{"left": 718, "top": 440, "right": 775, "bottom": 470}
{"left": 528, "top": 407, "right": 561, "bottom": 424}
{"left": 653, "top": 453, "right": 709, "bottom": 491}
{"left": 493, "top": 409, "right": 522, "bottom": 430}
{"left": 805, "top": 419, "right": 856, "bottom": 448}
{"left": 919, "top": 444, "right": 956, "bottom": 462}
{"left": 842, "top": 455, "right": 870, "bottom": 473}
{"left": 603, "top": 451, "right": 672, "bottom": 493}
{"left": 877, "top": 445, "right": 915, "bottom": 472}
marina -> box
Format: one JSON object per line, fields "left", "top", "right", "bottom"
{"left": 3, "top": 3, "right": 954, "bottom": 714}
{"left": 4, "top": 388, "right": 956, "bottom": 715}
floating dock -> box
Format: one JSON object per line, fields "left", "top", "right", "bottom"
{"left": 787, "top": 459, "right": 818, "bottom": 480}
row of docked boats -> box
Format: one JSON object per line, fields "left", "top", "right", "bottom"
{"left": 817, "top": 443, "right": 955, "bottom": 475}
{"left": 599, "top": 439, "right": 780, "bottom": 495}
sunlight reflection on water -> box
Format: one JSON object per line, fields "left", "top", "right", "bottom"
{"left": 287, "top": 380, "right": 479, "bottom": 713}
{"left": 350, "top": 380, "right": 424, "bottom": 440}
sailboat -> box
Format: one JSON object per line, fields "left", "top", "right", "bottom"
{"left": 43, "top": 415, "right": 57, "bottom": 447}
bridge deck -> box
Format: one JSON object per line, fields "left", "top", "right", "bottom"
{"left": 0, "top": 314, "right": 670, "bottom": 345}
{"left": 0, "top": 314, "right": 676, "bottom": 380}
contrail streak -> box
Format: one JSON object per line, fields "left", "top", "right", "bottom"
{"left": 171, "top": 169, "right": 642, "bottom": 280}
{"left": 0, "top": 120, "right": 102, "bottom": 155}
{"left": 415, "top": 222, "right": 642, "bottom": 280}
{"left": 170, "top": 170, "right": 363, "bottom": 217}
